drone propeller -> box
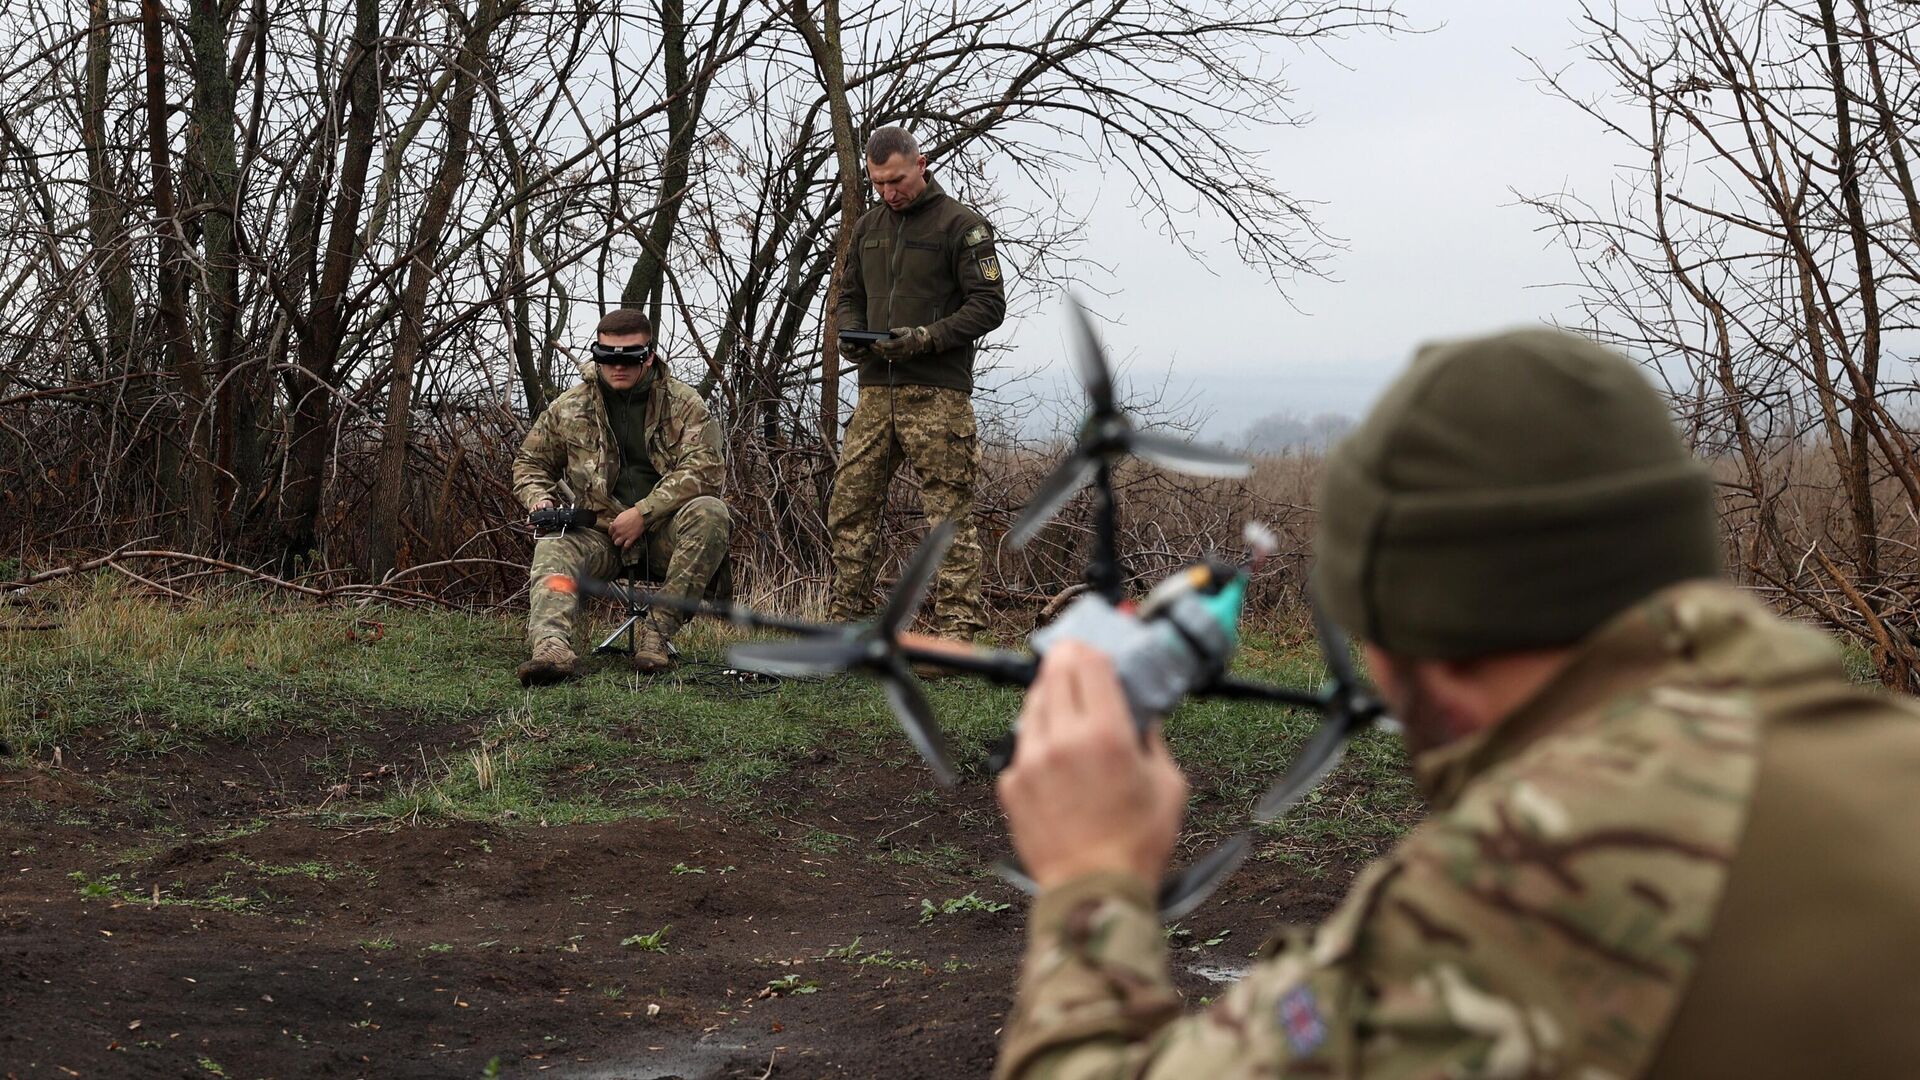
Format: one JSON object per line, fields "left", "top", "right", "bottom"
{"left": 1129, "top": 429, "right": 1257, "bottom": 478}
{"left": 728, "top": 636, "right": 869, "bottom": 677}
{"left": 1009, "top": 302, "right": 1251, "bottom": 550}
{"left": 723, "top": 522, "right": 961, "bottom": 787}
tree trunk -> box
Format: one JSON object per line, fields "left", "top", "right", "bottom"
{"left": 142, "top": 0, "right": 214, "bottom": 534}
{"left": 367, "top": 0, "right": 498, "bottom": 578}
{"left": 279, "top": 0, "right": 381, "bottom": 564}
{"left": 84, "top": 0, "right": 136, "bottom": 370}
{"left": 1816, "top": 0, "right": 1884, "bottom": 592}
{"left": 187, "top": 0, "right": 258, "bottom": 538}
{"left": 621, "top": 0, "right": 700, "bottom": 320}
{"left": 790, "top": 0, "right": 863, "bottom": 453}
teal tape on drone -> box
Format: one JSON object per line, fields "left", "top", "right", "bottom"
{"left": 1203, "top": 575, "right": 1248, "bottom": 647}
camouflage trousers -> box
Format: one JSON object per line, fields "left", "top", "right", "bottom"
{"left": 526, "top": 495, "right": 731, "bottom": 648}
{"left": 825, "top": 385, "right": 984, "bottom": 636}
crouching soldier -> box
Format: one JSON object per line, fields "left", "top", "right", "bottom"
{"left": 512, "top": 308, "right": 730, "bottom": 684}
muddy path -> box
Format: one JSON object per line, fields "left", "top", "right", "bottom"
{"left": 1, "top": 731, "right": 1362, "bottom": 1078}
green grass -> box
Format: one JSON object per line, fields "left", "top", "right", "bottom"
{"left": 763, "top": 973, "right": 820, "bottom": 996}
{"left": 918, "top": 891, "right": 1012, "bottom": 924}
{"left": 0, "top": 577, "right": 1419, "bottom": 857}
{"left": 69, "top": 869, "right": 260, "bottom": 914}
{"left": 620, "top": 926, "right": 670, "bottom": 952}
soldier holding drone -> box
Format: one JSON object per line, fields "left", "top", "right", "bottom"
{"left": 516, "top": 133, "right": 1920, "bottom": 1075}
{"left": 512, "top": 308, "right": 730, "bottom": 684}
{"left": 564, "top": 318, "right": 1920, "bottom": 1076}
{"left": 993, "top": 329, "right": 1920, "bottom": 1078}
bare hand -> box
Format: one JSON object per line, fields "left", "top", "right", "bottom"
{"left": 608, "top": 506, "right": 646, "bottom": 551}
{"left": 996, "top": 642, "right": 1188, "bottom": 891}
{"left": 529, "top": 497, "right": 557, "bottom": 517}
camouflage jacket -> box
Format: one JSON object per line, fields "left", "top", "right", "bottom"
{"left": 999, "top": 580, "right": 1920, "bottom": 1078}
{"left": 511, "top": 360, "right": 724, "bottom": 523}
{"left": 834, "top": 174, "right": 1006, "bottom": 395}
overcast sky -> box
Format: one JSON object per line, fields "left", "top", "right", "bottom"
{"left": 980, "top": 0, "right": 1653, "bottom": 435}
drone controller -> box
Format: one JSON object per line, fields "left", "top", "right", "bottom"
{"left": 530, "top": 506, "right": 596, "bottom": 537}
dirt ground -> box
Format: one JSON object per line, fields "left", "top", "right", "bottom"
{"left": 0, "top": 720, "right": 1361, "bottom": 1078}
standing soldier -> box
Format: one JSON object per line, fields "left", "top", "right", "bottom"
{"left": 826, "top": 126, "right": 1007, "bottom": 639}
{"left": 994, "top": 329, "right": 1920, "bottom": 1078}
{"left": 512, "top": 309, "right": 730, "bottom": 684}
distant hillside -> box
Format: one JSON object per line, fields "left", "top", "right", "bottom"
{"left": 1240, "top": 412, "right": 1354, "bottom": 454}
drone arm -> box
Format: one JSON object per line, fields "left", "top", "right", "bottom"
{"left": 623, "top": 587, "right": 821, "bottom": 636}
{"left": 896, "top": 633, "right": 1037, "bottom": 686}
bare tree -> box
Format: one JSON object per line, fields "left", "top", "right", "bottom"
{"left": 0, "top": 0, "right": 1400, "bottom": 612}
{"left": 1526, "top": 0, "right": 1920, "bottom": 688}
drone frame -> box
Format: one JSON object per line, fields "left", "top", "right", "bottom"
{"left": 549, "top": 299, "right": 1390, "bottom": 916}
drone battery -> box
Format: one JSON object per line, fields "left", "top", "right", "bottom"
{"left": 1029, "top": 592, "right": 1232, "bottom": 723}
{"left": 838, "top": 329, "right": 895, "bottom": 344}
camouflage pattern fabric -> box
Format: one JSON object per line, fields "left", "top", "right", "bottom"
{"left": 998, "top": 581, "right": 1801, "bottom": 1079}
{"left": 512, "top": 359, "right": 724, "bottom": 524}
{"left": 515, "top": 358, "right": 730, "bottom": 648}
{"left": 526, "top": 495, "right": 731, "bottom": 647}
{"left": 826, "top": 384, "right": 984, "bottom": 637}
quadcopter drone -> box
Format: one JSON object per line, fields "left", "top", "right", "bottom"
{"left": 552, "top": 301, "right": 1390, "bottom": 917}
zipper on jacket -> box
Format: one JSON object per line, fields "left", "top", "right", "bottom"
{"left": 593, "top": 377, "right": 622, "bottom": 508}
{"left": 887, "top": 211, "right": 906, "bottom": 387}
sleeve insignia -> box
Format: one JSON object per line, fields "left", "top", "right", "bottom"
{"left": 963, "top": 223, "right": 992, "bottom": 248}
{"left": 978, "top": 254, "right": 1002, "bottom": 282}
{"left": 1277, "top": 985, "right": 1328, "bottom": 1056}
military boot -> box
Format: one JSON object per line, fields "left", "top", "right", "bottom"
{"left": 631, "top": 622, "right": 675, "bottom": 675}
{"left": 517, "top": 638, "right": 578, "bottom": 687}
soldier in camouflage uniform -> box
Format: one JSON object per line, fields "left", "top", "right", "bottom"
{"left": 826, "top": 126, "right": 1006, "bottom": 638}
{"left": 512, "top": 308, "right": 730, "bottom": 684}
{"left": 996, "top": 329, "right": 1920, "bottom": 1078}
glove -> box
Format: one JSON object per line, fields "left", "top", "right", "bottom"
{"left": 873, "top": 325, "right": 935, "bottom": 360}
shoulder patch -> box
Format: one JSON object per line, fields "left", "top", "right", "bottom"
{"left": 977, "top": 254, "right": 1002, "bottom": 282}
{"left": 962, "top": 223, "right": 992, "bottom": 248}
{"left": 1276, "top": 985, "right": 1328, "bottom": 1056}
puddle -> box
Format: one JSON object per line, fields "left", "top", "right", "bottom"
{"left": 1186, "top": 961, "right": 1252, "bottom": 985}
{"left": 558, "top": 1031, "right": 765, "bottom": 1080}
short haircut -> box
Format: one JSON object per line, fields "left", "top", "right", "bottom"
{"left": 596, "top": 308, "right": 653, "bottom": 339}
{"left": 865, "top": 126, "right": 920, "bottom": 164}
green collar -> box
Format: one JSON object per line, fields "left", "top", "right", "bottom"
{"left": 894, "top": 174, "right": 946, "bottom": 216}
{"left": 598, "top": 363, "right": 659, "bottom": 403}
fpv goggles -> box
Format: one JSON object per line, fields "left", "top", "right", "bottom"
{"left": 590, "top": 340, "right": 656, "bottom": 367}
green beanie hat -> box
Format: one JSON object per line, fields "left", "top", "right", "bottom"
{"left": 1311, "top": 327, "right": 1721, "bottom": 659}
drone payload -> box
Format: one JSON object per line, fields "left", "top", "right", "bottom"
{"left": 560, "top": 298, "right": 1390, "bottom": 916}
